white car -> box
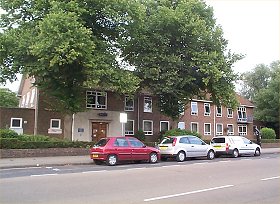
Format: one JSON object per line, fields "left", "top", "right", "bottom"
{"left": 210, "top": 136, "right": 261, "bottom": 158}
{"left": 158, "top": 135, "right": 215, "bottom": 162}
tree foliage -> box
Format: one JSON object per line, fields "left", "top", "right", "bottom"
{"left": 0, "top": 0, "right": 241, "bottom": 118}
{"left": 0, "top": 88, "right": 19, "bottom": 107}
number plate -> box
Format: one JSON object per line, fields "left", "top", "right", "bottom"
{"left": 159, "top": 146, "right": 168, "bottom": 150}
{"left": 91, "top": 154, "right": 99, "bottom": 158}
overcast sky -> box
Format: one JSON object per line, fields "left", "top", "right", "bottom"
{"left": 1, "top": 0, "right": 280, "bottom": 92}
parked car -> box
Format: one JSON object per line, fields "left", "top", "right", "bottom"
{"left": 90, "top": 136, "right": 160, "bottom": 166}
{"left": 158, "top": 135, "right": 215, "bottom": 162}
{"left": 210, "top": 136, "right": 261, "bottom": 158}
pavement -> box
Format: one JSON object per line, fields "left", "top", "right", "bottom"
{"left": 0, "top": 148, "right": 280, "bottom": 169}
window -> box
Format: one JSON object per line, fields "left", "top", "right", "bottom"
{"left": 114, "top": 138, "right": 129, "bottom": 147}
{"left": 10, "top": 118, "right": 22, "bottom": 128}
{"left": 86, "top": 91, "right": 107, "bottom": 109}
{"left": 191, "top": 122, "right": 199, "bottom": 133}
{"left": 144, "top": 97, "right": 152, "bottom": 112}
{"left": 237, "top": 107, "right": 247, "bottom": 122}
{"left": 227, "top": 108, "right": 233, "bottom": 118}
{"left": 216, "top": 123, "right": 223, "bottom": 135}
{"left": 204, "top": 103, "right": 211, "bottom": 116}
{"left": 227, "top": 124, "right": 234, "bottom": 135}
{"left": 191, "top": 102, "right": 198, "bottom": 115}
{"left": 204, "top": 123, "right": 211, "bottom": 135}
{"left": 128, "top": 137, "right": 144, "bottom": 147}
{"left": 179, "top": 137, "right": 190, "bottom": 144}
{"left": 188, "top": 136, "right": 204, "bottom": 145}
{"left": 50, "top": 119, "right": 61, "bottom": 129}
{"left": 160, "top": 121, "right": 169, "bottom": 132}
{"left": 125, "top": 96, "right": 134, "bottom": 111}
{"left": 238, "top": 125, "right": 247, "bottom": 135}
{"left": 143, "top": 120, "right": 153, "bottom": 135}
{"left": 125, "top": 120, "right": 134, "bottom": 135}
{"left": 216, "top": 106, "right": 222, "bottom": 117}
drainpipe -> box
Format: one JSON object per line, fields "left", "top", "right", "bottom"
{"left": 138, "top": 95, "right": 140, "bottom": 131}
{"left": 71, "top": 113, "right": 75, "bottom": 141}
{"left": 34, "top": 87, "right": 39, "bottom": 135}
{"left": 213, "top": 104, "right": 216, "bottom": 136}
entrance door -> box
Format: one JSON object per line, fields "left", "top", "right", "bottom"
{"left": 92, "top": 122, "right": 108, "bottom": 143}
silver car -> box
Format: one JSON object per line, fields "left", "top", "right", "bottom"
{"left": 158, "top": 135, "right": 215, "bottom": 162}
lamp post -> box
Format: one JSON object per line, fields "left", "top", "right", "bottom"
{"left": 120, "top": 113, "right": 127, "bottom": 137}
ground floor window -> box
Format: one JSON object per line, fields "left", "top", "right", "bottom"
{"left": 216, "top": 123, "right": 223, "bottom": 135}
{"left": 204, "top": 123, "right": 211, "bottom": 135}
{"left": 238, "top": 125, "right": 247, "bottom": 136}
{"left": 160, "top": 121, "right": 169, "bottom": 132}
{"left": 50, "top": 119, "right": 61, "bottom": 129}
{"left": 143, "top": 120, "right": 153, "bottom": 135}
{"left": 10, "top": 118, "right": 22, "bottom": 128}
{"left": 227, "top": 124, "right": 234, "bottom": 135}
{"left": 125, "top": 120, "right": 134, "bottom": 135}
{"left": 191, "top": 122, "right": 199, "bottom": 133}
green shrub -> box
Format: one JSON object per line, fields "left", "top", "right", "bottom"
{"left": 134, "top": 129, "right": 145, "bottom": 141}
{"left": 20, "top": 134, "right": 61, "bottom": 142}
{"left": 261, "top": 128, "right": 276, "bottom": 139}
{"left": 0, "top": 129, "right": 18, "bottom": 138}
{"left": 163, "top": 128, "right": 202, "bottom": 138}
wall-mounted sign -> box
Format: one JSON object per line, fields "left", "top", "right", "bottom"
{"left": 78, "top": 128, "right": 84, "bottom": 133}
{"left": 98, "top": 112, "right": 108, "bottom": 117}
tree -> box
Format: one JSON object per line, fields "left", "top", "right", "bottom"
{"left": 0, "top": 88, "right": 19, "bottom": 107}
{"left": 118, "top": 0, "right": 241, "bottom": 118}
{"left": 254, "top": 61, "right": 280, "bottom": 137}
{"left": 239, "top": 64, "right": 271, "bottom": 101}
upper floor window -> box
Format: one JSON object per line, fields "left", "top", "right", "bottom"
{"left": 125, "top": 96, "right": 134, "bottom": 111}
{"left": 50, "top": 119, "right": 61, "bottom": 129}
{"left": 238, "top": 125, "right": 247, "bottom": 136}
{"left": 237, "top": 107, "right": 247, "bottom": 121}
{"left": 125, "top": 120, "right": 134, "bottom": 135}
{"left": 191, "top": 102, "right": 198, "bottom": 115}
{"left": 160, "top": 121, "right": 169, "bottom": 132}
{"left": 143, "top": 120, "right": 153, "bottom": 135}
{"left": 216, "top": 123, "right": 223, "bottom": 135}
{"left": 204, "top": 103, "right": 211, "bottom": 116}
{"left": 10, "top": 118, "right": 22, "bottom": 128}
{"left": 86, "top": 91, "right": 107, "bottom": 109}
{"left": 144, "top": 97, "right": 152, "bottom": 113}
{"left": 227, "top": 108, "right": 233, "bottom": 118}
{"left": 216, "top": 106, "right": 222, "bottom": 117}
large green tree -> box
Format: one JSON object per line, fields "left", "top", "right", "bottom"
{"left": 1, "top": 0, "right": 241, "bottom": 118}
{"left": 0, "top": 88, "right": 19, "bottom": 107}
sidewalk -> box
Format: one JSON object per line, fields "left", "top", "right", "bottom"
{"left": 1, "top": 148, "right": 280, "bottom": 169}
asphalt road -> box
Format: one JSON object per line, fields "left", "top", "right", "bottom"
{"left": 0, "top": 154, "right": 279, "bottom": 204}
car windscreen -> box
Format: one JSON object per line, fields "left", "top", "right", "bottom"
{"left": 211, "top": 138, "right": 225, "bottom": 143}
{"left": 161, "top": 137, "right": 175, "bottom": 144}
{"left": 94, "top": 138, "right": 109, "bottom": 147}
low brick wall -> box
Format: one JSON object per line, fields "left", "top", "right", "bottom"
{"left": 0, "top": 148, "right": 89, "bottom": 158}
{"left": 261, "top": 143, "right": 280, "bottom": 148}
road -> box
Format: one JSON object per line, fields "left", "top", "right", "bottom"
{"left": 0, "top": 154, "right": 279, "bottom": 204}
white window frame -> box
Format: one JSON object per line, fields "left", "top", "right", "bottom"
{"left": 124, "top": 96, "right": 134, "bottom": 111}
{"left": 237, "top": 107, "right": 247, "bottom": 122}
{"left": 86, "top": 91, "right": 107, "bottom": 109}
{"left": 204, "top": 123, "right": 211, "bottom": 135}
{"left": 144, "top": 96, "right": 152, "bottom": 113}
{"left": 216, "top": 123, "right": 223, "bottom": 135}
{"left": 238, "top": 125, "right": 247, "bottom": 136}
{"left": 227, "top": 124, "right": 234, "bottom": 135}
{"left": 191, "top": 102, "right": 198, "bottom": 115}
{"left": 191, "top": 122, "right": 199, "bottom": 133}
{"left": 10, "top": 118, "right": 23, "bottom": 128}
{"left": 160, "top": 121, "right": 169, "bottom": 132}
{"left": 50, "top": 119, "right": 61, "bottom": 129}
{"left": 227, "top": 108, "right": 233, "bottom": 118}
{"left": 204, "top": 103, "right": 211, "bottom": 116}
{"left": 216, "top": 106, "right": 222, "bottom": 117}
{"left": 143, "top": 120, "right": 153, "bottom": 135}
{"left": 125, "top": 120, "right": 134, "bottom": 135}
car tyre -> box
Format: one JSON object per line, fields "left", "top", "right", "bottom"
{"left": 93, "top": 159, "right": 103, "bottom": 165}
{"left": 207, "top": 150, "right": 215, "bottom": 160}
{"left": 232, "top": 149, "right": 239, "bottom": 158}
{"left": 254, "top": 148, "right": 261, "bottom": 156}
{"left": 176, "top": 151, "right": 186, "bottom": 162}
{"left": 106, "top": 154, "right": 117, "bottom": 166}
{"left": 149, "top": 152, "right": 158, "bottom": 163}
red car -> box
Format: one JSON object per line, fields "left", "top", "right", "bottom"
{"left": 90, "top": 136, "right": 160, "bottom": 166}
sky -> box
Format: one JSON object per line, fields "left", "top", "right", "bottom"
{"left": 1, "top": 0, "right": 280, "bottom": 93}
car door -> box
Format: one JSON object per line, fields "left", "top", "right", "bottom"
{"left": 240, "top": 137, "right": 255, "bottom": 154}
{"left": 127, "top": 137, "right": 149, "bottom": 160}
{"left": 188, "top": 136, "right": 209, "bottom": 157}
{"left": 113, "top": 138, "right": 131, "bottom": 160}
{"left": 178, "top": 137, "right": 192, "bottom": 157}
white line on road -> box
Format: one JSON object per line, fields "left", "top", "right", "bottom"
{"left": 144, "top": 185, "right": 234, "bottom": 202}
{"left": 218, "top": 160, "right": 231, "bottom": 163}
{"left": 30, "top": 174, "right": 58, "bottom": 177}
{"left": 261, "top": 176, "right": 280, "bottom": 181}
{"left": 127, "top": 167, "right": 146, "bottom": 171}
{"left": 0, "top": 167, "right": 42, "bottom": 171}
{"left": 82, "top": 170, "right": 107, "bottom": 174}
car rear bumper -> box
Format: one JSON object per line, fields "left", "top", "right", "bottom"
{"left": 214, "top": 149, "right": 234, "bottom": 156}
{"left": 90, "top": 153, "right": 107, "bottom": 160}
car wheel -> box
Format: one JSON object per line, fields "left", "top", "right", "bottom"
{"left": 176, "top": 151, "right": 186, "bottom": 162}
{"left": 207, "top": 150, "right": 215, "bottom": 160}
{"left": 232, "top": 149, "right": 239, "bottom": 158}
{"left": 93, "top": 159, "right": 103, "bottom": 165}
{"left": 254, "top": 148, "right": 261, "bottom": 156}
{"left": 149, "top": 152, "right": 158, "bottom": 163}
{"left": 106, "top": 154, "right": 117, "bottom": 166}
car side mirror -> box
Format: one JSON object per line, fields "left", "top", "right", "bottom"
{"left": 142, "top": 145, "right": 147, "bottom": 148}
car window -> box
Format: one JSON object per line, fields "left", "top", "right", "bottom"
{"left": 211, "top": 138, "right": 225, "bottom": 143}
{"left": 161, "top": 137, "right": 175, "bottom": 144}
{"left": 242, "top": 137, "right": 252, "bottom": 144}
{"left": 188, "top": 137, "right": 203, "bottom": 145}
{"left": 94, "top": 138, "right": 109, "bottom": 147}
{"left": 179, "top": 137, "right": 190, "bottom": 144}
{"left": 128, "top": 138, "right": 144, "bottom": 147}
{"left": 114, "top": 138, "right": 129, "bottom": 147}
